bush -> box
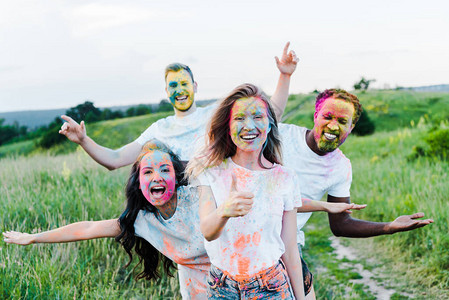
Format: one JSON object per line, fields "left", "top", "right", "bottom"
{"left": 351, "top": 110, "right": 375, "bottom": 136}
{"left": 408, "top": 128, "right": 449, "bottom": 160}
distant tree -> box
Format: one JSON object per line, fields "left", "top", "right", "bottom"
{"left": 352, "top": 110, "right": 375, "bottom": 136}
{"left": 354, "top": 77, "right": 376, "bottom": 91}
{"left": 38, "top": 117, "right": 65, "bottom": 148}
{"left": 66, "top": 101, "right": 101, "bottom": 123}
{"left": 157, "top": 99, "right": 173, "bottom": 112}
{"left": 134, "top": 104, "right": 151, "bottom": 116}
{"left": 101, "top": 108, "right": 124, "bottom": 120}
{"left": 0, "top": 118, "right": 18, "bottom": 145}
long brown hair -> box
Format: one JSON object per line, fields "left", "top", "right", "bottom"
{"left": 186, "top": 83, "right": 282, "bottom": 178}
{"left": 115, "top": 139, "right": 187, "bottom": 280}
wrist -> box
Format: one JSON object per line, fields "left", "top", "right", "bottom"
{"left": 217, "top": 204, "right": 230, "bottom": 219}
{"left": 279, "top": 72, "right": 292, "bottom": 78}
{"left": 384, "top": 222, "right": 394, "bottom": 234}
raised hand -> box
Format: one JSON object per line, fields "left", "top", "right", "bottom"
{"left": 275, "top": 42, "right": 299, "bottom": 76}
{"left": 327, "top": 203, "right": 367, "bottom": 214}
{"left": 3, "top": 231, "right": 35, "bottom": 246}
{"left": 59, "top": 115, "right": 87, "bottom": 145}
{"left": 221, "top": 173, "right": 254, "bottom": 218}
{"left": 388, "top": 212, "right": 434, "bottom": 233}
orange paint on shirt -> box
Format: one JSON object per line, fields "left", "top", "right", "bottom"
{"left": 252, "top": 231, "right": 261, "bottom": 246}
{"left": 233, "top": 233, "right": 251, "bottom": 251}
{"left": 237, "top": 256, "right": 251, "bottom": 275}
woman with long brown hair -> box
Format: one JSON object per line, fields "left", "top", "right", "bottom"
{"left": 4, "top": 140, "right": 210, "bottom": 299}
{"left": 187, "top": 83, "right": 305, "bottom": 299}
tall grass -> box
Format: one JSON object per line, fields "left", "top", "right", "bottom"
{"left": 0, "top": 152, "right": 180, "bottom": 298}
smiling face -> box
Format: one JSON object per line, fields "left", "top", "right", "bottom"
{"left": 229, "top": 97, "right": 270, "bottom": 153}
{"left": 312, "top": 97, "right": 355, "bottom": 153}
{"left": 139, "top": 150, "right": 176, "bottom": 207}
{"left": 165, "top": 69, "right": 196, "bottom": 112}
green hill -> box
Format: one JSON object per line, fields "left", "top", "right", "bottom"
{"left": 1, "top": 90, "right": 448, "bottom": 298}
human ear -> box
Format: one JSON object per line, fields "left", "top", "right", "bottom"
{"left": 193, "top": 82, "right": 198, "bottom": 93}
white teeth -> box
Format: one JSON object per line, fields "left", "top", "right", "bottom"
{"left": 176, "top": 96, "right": 187, "bottom": 101}
{"left": 324, "top": 133, "right": 337, "bottom": 140}
{"left": 241, "top": 134, "right": 257, "bottom": 140}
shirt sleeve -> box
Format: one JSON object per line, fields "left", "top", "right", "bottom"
{"left": 282, "top": 169, "right": 302, "bottom": 211}
{"left": 134, "top": 122, "right": 157, "bottom": 146}
{"left": 133, "top": 210, "right": 146, "bottom": 238}
{"left": 328, "top": 159, "right": 352, "bottom": 198}
{"left": 191, "top": 171, "right": 211, "bottom": 187}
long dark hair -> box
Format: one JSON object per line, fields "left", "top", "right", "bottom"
{"left": 115, "top": 139, "right": 187, "bottom": 280}
{"left": 186, "top": 83, "right": 282, "bottom": 178}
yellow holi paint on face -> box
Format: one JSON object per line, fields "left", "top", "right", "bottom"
{"left": 229, "top": 97, "right": 270, "bottom": 152}
{"left": 165, "top": 70, "right": 195, "bottom": 112}
{"left": 312, "top": 97, "right": 355, "bottom": 153}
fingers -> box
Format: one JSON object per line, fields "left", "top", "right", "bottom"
{"left": 274, "top": 56, "right": 281, "bottom": 66}
{"left": 283, "top": 41, "right": 290, "bottom": 56}
{"left": 290, "top": 50, "right": 299, "bottom": 63}
{"left": 236, "top": 191, "right": 254, "bottom": 199}
{"left": 351, "top": 204, "right": 367, "bottom": 210}
{"left": 80, "top": 120, "right": 85, "bottom": 132}
{"left": 61, "top": 115, "right": 77, "bottom": 125}
{"left": 409, "top": 212, "right": 425, "bottom": 219}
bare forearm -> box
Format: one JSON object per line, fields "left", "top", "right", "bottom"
{"left": 328, "top": 214, "right": 391, "bottom": 237}
{"left": 80, "top": 137, "right": 139, "bottom": 170}
{"left": 297, "top": 198, "right": 327, "bottom": 212}
{"left": 282, "top": 250, "right": 305, "bottom": 300}
{"left": 270, "top": 73, "right": 291, "bottom": 121}
{"left": 200, "top": 205, "right": 229, "bottom": 241}
{"left": 34, "top": 220, "right": 119, "bottom": 243}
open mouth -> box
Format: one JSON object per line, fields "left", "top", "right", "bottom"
{"left": 176, "top": 95, "right": 188, "bottom": 102}
{"left": 240, "top": 133, "right": 258, "bottom": 141}
{"left": 150, "top": 186, "right": 166, "bottom": 197}
{"left": 323, "top": 132, "right": 338, "bottom": 141}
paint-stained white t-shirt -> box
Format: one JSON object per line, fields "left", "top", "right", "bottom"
{"left": 135, "top": 104, "right": 217, "bottom": 161}
{"left": 196, "top": 158, "right": 302, "bottom": 277}
{"left": 279, "top": 123, "right": 352, "bottom": 246}
{"left": 134, "top": 185, "right": 209, "bottom": 300}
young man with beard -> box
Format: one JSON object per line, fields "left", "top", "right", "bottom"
{"left": 59, "top": 43, "right": 298, "bottom": 169}
{"left": 279, "top": 89, "right": 434, "bottom": 299}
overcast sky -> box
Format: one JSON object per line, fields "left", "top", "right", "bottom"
{"left": 1, "top": 0, "right": 448, "bottom": 112}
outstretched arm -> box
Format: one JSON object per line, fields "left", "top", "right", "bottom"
{"left": 270, "top": 42, "right": 299, "bottom": 121}
{"left": 281, "top": 210, "right": 305, "bottom": 300}
{"left": 327, "top": 195, "right": 434, "bottom": 237}
{"left": 3, "top": 219, "right": 120, "bottom": 245}
{"left": 59, "top": 115, "right": 142, "bottom": 170}
{"left": 297, "top": 198, "right": 366, "bottom": 214}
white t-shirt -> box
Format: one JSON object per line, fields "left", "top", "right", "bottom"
{"left": 196, "top": 158, "right": 302, "bottom": 277}
{"left": 279, "top": 123, "right": 352, "bottom": 246}
{"left": 134, "top": 185, "right": 209, "bottom": 300}
{"left": 135, "top": 104, "right": 217, "bottom": 161}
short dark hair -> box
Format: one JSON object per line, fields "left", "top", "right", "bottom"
{"left": 315, "top": 89, "right": 363, "bottom": 124}
{"left": 164, "top": 63, "right": 194, "bottom": 82}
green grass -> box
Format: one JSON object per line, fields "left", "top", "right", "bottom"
{"left": 284, "top": 90, "right": 449, "bottom": 132}
{"left": 0, "top": 153, "right": 180, "bottom": 298}
{"left": 1, "top": 91, "right": 449, "bottom": 298}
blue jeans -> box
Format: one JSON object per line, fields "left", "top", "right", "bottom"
{"left": 207, "top": 261, "right": 294, "bottom": 299}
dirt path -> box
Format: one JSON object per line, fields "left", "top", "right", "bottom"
{"left": 329, "top": 236, "right": 411, "bottom": 300}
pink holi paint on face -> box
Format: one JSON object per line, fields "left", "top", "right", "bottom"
{"left": 229, "top": 97, "right": 270, "bottom": 153}
{"left": 139, "top": 151, "right": 176, "bottom": 208}
{"left": 312, "top": 97, "right": 355, "bottom": 153}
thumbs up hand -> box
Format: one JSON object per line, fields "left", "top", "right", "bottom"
{"left": 220, "top": 173, "right": 254, "bottom": 218}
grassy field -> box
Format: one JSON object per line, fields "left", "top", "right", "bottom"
{"left": 1, "top": 91, "right": 448, "bottom": 298}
